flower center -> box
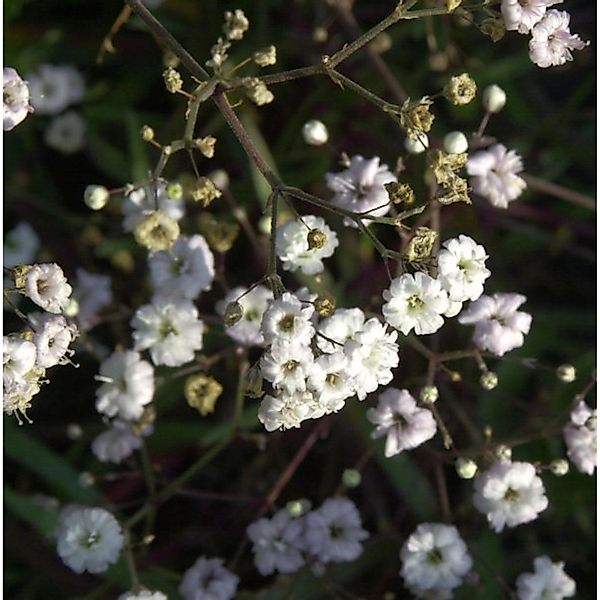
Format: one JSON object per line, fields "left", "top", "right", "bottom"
{"left": 407, "top": 294, "right": 425, "bottom": 310}
{"left": 503, "top": 487, "right": 520, "bottom": 502}
{"left": 278, "top": 314, "right": 295, "bottom": 332}
{"left": 427, "top": 547, "right": 443, "bottom": 564}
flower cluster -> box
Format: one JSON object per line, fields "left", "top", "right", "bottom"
{"left": 563, "top": 401, "right": 596, "bottom": 475}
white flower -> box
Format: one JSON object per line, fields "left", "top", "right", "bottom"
{"left": 367, "top": 388, "right": 437, "bottom": 457}
{"left": 4, "top": 222, "right": 39, "bottom": 268}
{"left": 118, "top": 590, "right": 167, "bottom": 600}
{"left": 73, "top": 269, "right": 113, "bottom": 331}
{"left": 260, "top": 292, "right": 315, "bottom": 346}
{"left": 217, "top": 285, "right": 273, "bottom": 346}
{"left": 302, "top": 119, "right": 329, "bottom": 145}
{"left": 95, "top": 350, "right": 154, "bottom": 421}
{"left": 528, "top": 10, "right": 588, "bottom": 68}
{"left": 275, "top": 215, "right": 339, "bottom": 275}
{"left": 437, "top": 235, "right": 491, "bottom": 302}
{"left": 304, "top": 498, "right": 368, "bottom": 564}
{"left": 516, "top": 555, "right": 576, "bottom": 600}
{"left": 44, "top": 111, "right": 86, "bottom": 154}
{"left": 179, "top": 556, "right": 239, "bottom": 600}
{"left": 122, "top": 180, "right": 185, "bottom": 232}
{"left": 382, "top": 272, "right": 450, "bottom": 336}
{"left": 501, "top": 0, "right": 561, "bottom": 34}
{"left": 260, "top": 340, "right": 314, "bottom": 394}
{"left": 466, "top": 143, "right": 526, "bottom": 208}
{"left": 316, "top": 307, "right": 365, "bottom": 354}
{"left": 563, "top": 401, "right": 596, "bottom": 475}
{"left": 2, "top": 338, "right": 42, "bottom": 420}
{"left": 459, "top": 292, "right": 532, "bottom": 356}
{"left": 29, "top": 312, "right": 78, "bottom": 369}
{"left": 473, "top": 461, "right": 548, "bottom": 532}
{"left": 400, "top": 523, "right": 473, "bottom": 598}
{"left": 247, "top": 508, "right": 306, "bottom": 575}
{"left": 344, "top": 318, "right": 399, "bottom": 400}
{"left": 27, "top": 64, "right": 85, "bottom": 115}
{"left": 3, "top": 67, "right": 32, "bottom": 131}
{"left": 56, "top": 506, "right": 123, "bottom": 574}
{"left": 22, "top": 263, "right": 73, "bottom": 314}
{"left": 257, "top": 390, "right": 320, "bottom": 431}
{"left": 131, "top": 299, "right": 204, "bottom": 367}
{"left": 91, "top": 420, "right": 149, "bottom": 464}
{"left": 149, "top": 234, "right": 215, "bottom": 301}
{"left": 3, "top": 336, "right": 37, "bottom": 380}
{"left": 307, "top": 351, "right": 355, "bottom": 413}
{"left": 325, "top": 155, "right": 397, "bottom": 224}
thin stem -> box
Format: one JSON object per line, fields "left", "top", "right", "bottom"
{"left": 326, "top": 69, "right": 398, "bottom": 113}
{"left": 521, "top": 173, "right": 595, "bottom": 210}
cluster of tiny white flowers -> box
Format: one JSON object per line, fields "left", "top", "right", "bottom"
{"left": 563, "top": 401, "right": 596, "bottom": 475}
{"left": 3, "top": 67, "right": 32, "bottom": 131}
{"left": 275, "top": 215, "right": 339, "bottom": 275}
{"left": 247, "top": 497, "right": 368, "bottom": 576}
{"left": 367, "top": 388, "right": 437, "bottom": 458}
{"left": 400, "top": 522, "right": 473, "bottom": 598}
{"left": 459, "top": 292, "right": 532, "bottom": 356}
{"left": 56, "top": 505, "right": 124, "bottom": 574}
{"left": 500, "top": 0, "right": 588, "bottom": 68}
{"left": 473, "top": 460, "right": 548, "bottom": 532}
{"left": 325, "top": 155, "right": 397, "bottom": 225}
{"left": 515, "top": 555, "right": 576, "bottom": 600}
{"left": 466, "top": 143, "right": 527, "bottom": 208}
{"left": 178, "top": 556, "right": 239, "bottom": 600}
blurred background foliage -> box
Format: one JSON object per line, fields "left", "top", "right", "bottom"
{"left": 4, "top": 0, "right": 596, "bottom": 598}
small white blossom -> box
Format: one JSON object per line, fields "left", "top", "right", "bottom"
{"left": 29, "top": 312, "right": 77, "bottom": 369}
{"left": 260, "top": 292, "right": 315, "bottom": 346}
{"left": 91, "top": 420, "right": 150, "bottom": 464}
{"left": 303, "top": 498, "right": 368, "bottom": 564}
{"left": 516, "top": 555, "right": 576, "bottom": 600}
{"left": 3, "top": 338, "right": 42, "bottom": 420}
{"left": 275, "top": 215, "right": 339, "bottom": 275}
{"left": 260, "top": 339, "right": 314, "bottom": 394}
{"left": 27, "top": 64, "right": 85, "bottom": 115}
{"left": 95, "top": 350, "right": 154, "bottom": 421}
{"left": 22, "top": 263, "right": 73, "bottom": 314}
{"left": 56, "top": 506, "right": 123, "bottom": 574}
{"left": 325, "top": 155, "right": 397, "bottom": 224}
{"left": 118, "top": 590, "right": 167, "bottom": 600}
{"left": 528, "top": 10, "right": 588, "bottom": 68}
{"left": 122, "top": 180, "right": 185, "bottom": 232}
{"left": 44, "top": 111, "right": 86, "bottom": 154}
{"left": 382, "top": 272, "right": 450, "bottom": 336}
{"left": 4, "top": 67, "right": 32, "bottom": 131}
{"left": 3, "top": 336, "right": 37, "bottom": 381}
{"left": 131, "top": 299, "right": 204, "bottom": 367}
{"left": 467, "top": 143, "right": 526, "bottom": 208}
{"left": 563, "top": 401, "right": 596, "bottom": 475}
{"left": 178, "top": 556, "right": 239, "bottom": 600}
{"left": 149, "top": 234, "right": 214, "bottom": 301}
{"left": 400, "top": 523, "right": 473, "bottom": 598}
{"left": 437, "top": 235, "right": 491, "bottom": 302}
{"left": 473, "top": 460, "right": 548, "bottom": 532}
{"left": 501, "top": 0, "right": 561, "bottom": 34}
{"left": 307, "top": 351, "right": 355, "bottom": 413}
{"left": 316, "top": 307, "right": 365, "bottom": 354}
{"left": 302, "top": 119, "right": 329, "bottom": 145}
{"left": 73, "top": 269, "right": 113, "bottom": 331}
{"left": 258, "top": 390, "right": 321, "bottom": 431}
{"left": 459, "top": 292, "right": 532, "bottom": 356}
{"left": 217, "top": 285, "right": 273, "bottom": 346}
{"left": 367, "top": 388, "right": 437, "bottom": 457}
{"left": 247, "top": 508, "right": 306, "bottom": 575}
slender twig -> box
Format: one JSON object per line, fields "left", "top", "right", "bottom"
{"left": 521, "top": 173, "right": 595, "bottom": 210}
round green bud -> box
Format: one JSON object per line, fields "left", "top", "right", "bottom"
{"left": 455, "top": 457, "right": 478, "bottom": 479}
{"left": 342, "top": 468, "right": 362, "bottom": 488}
{"left": 480, "top": 371, "right": 498, "bottom": 390}
{"left": 84, "top": 185, "right": 109, "bottom": 210}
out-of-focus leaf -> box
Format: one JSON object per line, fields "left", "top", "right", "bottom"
{"left": 4, "top": 486, "right": 59, "bottom": 537}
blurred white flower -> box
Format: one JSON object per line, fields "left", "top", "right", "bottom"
{"left": 22, "top": 263, "right": 73, "bottom": 314}
{"left": 459, "top": 292, "right": 532, "bottom": 356}
{"left": 122, "top": 180, "right": 185, "bottom": 232}
{"left": 4, "top": 222, "right": 39, "bottom": 268}
{"left": 3, "top": 67, "right": 32, "bottom": 131}
{"left": 516, "top": 555, "right": 576, "bottom": 600}
{"left": 467, "top": 143, "right": 526, "bottom": 208}
{"left": 56, "top": 506, "right": 123, "bottom": 574}
{"left": 3, "top": 336, "right": 37, "bottom": 381}
{"left": 563, "top": 401, "right": 596, "bottom": 475}
{"left": 179, "top": 556, "right": 239, "bottom": 600}
{"left": 44, "top": 111, "right": 86, "bottom": 154}
{"left": 27, "top": 64, "right": 84, "bottom": 115}
{"left": 302, "top": 119, "right": 329, "bottom": 145}
{"left": 73, "top": 269, "right": 112, "bottom": 331}
{"left": 118, "top": 590, "right": 167, "bottom": 600}
{"left": 473, "top": 460, "right": 548, "bottom": 532}
{"left": 91, "top": 420, "right": 151, "bottom": 464}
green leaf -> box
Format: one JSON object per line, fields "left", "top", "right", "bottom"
{"left": 4, "top": 485, "right": 59, "bottom": 538}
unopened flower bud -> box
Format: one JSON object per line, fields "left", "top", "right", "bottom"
{"left": 287, "top": 498, "right": 311, "bottom": 517}
{"left": 244, "top": 362, "right": 264, "bottom": 399}
{"left": 455, "top": 457, "right": 478, "bottom": 479}
{"left": 166, "top": 182, "right": 183, "bottom": 200}
{"left": 84, "top": 185, "right": 109, "bottom": 210}
{"left": 420, "top": 385, "right": 439, "bottom": 404}
{"left": 480, "top": 371, "right": 498, "bottom": 390}
{"left": 404, "top": 134, "right": 429, "bottom": 154}
{"left": 66, "top": 423, "right": 83, "bottom": 440}
{"left": 163, "top": 67, "right": 183, "bottom": 94}
{"left": 253, "top": 45, "right": 277, "bottom": 67}
{"left": 444, "top": 73, "right": 477, "bottom": 105}
{"left": 78, "top": 472, "right": 95, "bottom": 488}
{"left": 446, "top": 0, "right": 462, "bottom": 11}
{"left": 63, "top": 298, "right": 79, "bottom": 318}
{"left": 401, "top": 97, "right": 435, "bottom": 140}
{"left": 315, "top": 295, "right": 336, "bottom": 317}
{"left": 550, "top": 459, "right": 569, "bottom": 476}
{"left": 342, "top": 468, "right": 362, "bottom": 488}
{"left": 302, "top": 119, "right": 329, "bottom": 146}
{"left": 556, "top": 364, "right": 576, "bottom": 383}
{"left": 443, "top": 131, "right": 469, "bottom": 155}
{"left": 495, "top": 444, "right": 512, "bottom": 461}
{"left": 224, "top": 301, "right": 244, "bottom": 326}
{"left": 482, "top": 84, "right": 506, "bottom": 113}
{"left": 140, "top": 125, "right": 154, "bottom": 141}
{"left": 185, "top": 374, "right": 223, "bottom": 416}
{"left": 307, "top": 228, "right": 327, "bottom": 250}
{"left": 242, "top": 77, "right": 274, "bottom": 106}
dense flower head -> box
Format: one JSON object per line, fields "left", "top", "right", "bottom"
{"left": 257, "top": 389, "right": 322, "bottom": 431}
{"left": 325, "top": 155, "right": 397, "bottom": 224}
{"left": 400, "top": 523, "right": 473, "bottom": 598}
{"left": 459, "top": 292, "right": 532, "bottom": 356}
{"left": 367, "top": 388, "right": 437, "bottom": 457}
{"left": 27, "top": 64, "right": 85, "bottom": 115}
{"left": 515, "top": 555, "right": 576, "bottom": 600}
{"left": 4, "top": 67, "right": 32, "bottom": 131}
{"left": 466, "top": 143, "right": 526, "bottom": 208}
{"left": 473, "top": 460, "right": 548, "bottom": 531}
{"left": 563, "top": 401, "right": 596, "bottom": 475}
{"left": 275, "top": 215, "right": 339, "bottom": 275}
{"left": 56, "top": 506, "right": 123, "bottom": 574}
{"left": 178, "top": 556, "right": 239, "bottom": 600}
